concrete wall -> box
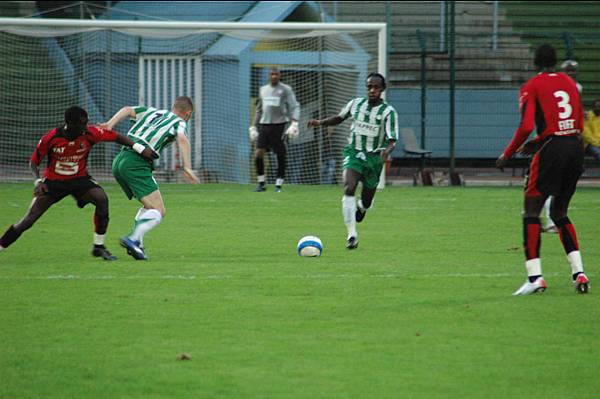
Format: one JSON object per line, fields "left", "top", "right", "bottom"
{"left": 387, "top": 88, "right": 520, "bottom": 158}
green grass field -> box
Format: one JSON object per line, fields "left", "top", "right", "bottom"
{"left": 1, "top": 183, "right": 599, "bottom": 398}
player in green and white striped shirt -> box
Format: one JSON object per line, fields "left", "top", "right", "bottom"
{"left": 101, "top": 96, "right": 200, "bottom": 260}
{"left": 308, "top": 73, "right": 398, "bottom": 249}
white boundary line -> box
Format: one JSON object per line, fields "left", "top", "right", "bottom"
{"left": 0, "top": 272, "right": 578, "bottom": 281}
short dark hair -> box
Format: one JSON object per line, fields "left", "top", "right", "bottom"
{"left": 173, "top": 96, "right": 194, "bottom": 112}
{"left": 64, "top": 106, "right": 88, "bottom": 124}
{"left": 534, "top": 44, "right": 557, "bottom": 68}
{"left": 366, "top": 73, "right": 386, "bottom": 89}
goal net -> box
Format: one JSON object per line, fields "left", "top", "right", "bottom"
{"left": 0, "top": 19, "right": 385, "bottom": 184}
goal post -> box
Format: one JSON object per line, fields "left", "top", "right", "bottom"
{"left": 0, "top": 18, "right": 387, "bottom": 185}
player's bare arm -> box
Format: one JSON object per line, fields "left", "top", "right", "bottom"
{"left": 176, "top": 133, "right": 200, "bottom": 184}
{"left": 307, "top": 115, "right": 344, "bottom": 128}
{"left": 381, "top": 140, "right": 396, "bottom": 161}
{"left": 29, "top": 160, "right": 47, "bottom": 196}
{"left": 100, "top": 106, "right": 136, "bottom": 130}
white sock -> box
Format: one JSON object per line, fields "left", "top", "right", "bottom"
{"left": 567, "top": 250, "right": 584, "bottom": 275}
{"left": 342, "top": 195, "right": 357, "bottom": 239}
{"left": 135, "top": 207, "right": 148, "bottom": 220}
{"left": 132, "top": 208, "right": 149, "bottom": 247}
{"left": 525, "top": 258, "right": 542, "bottom": 277}
{"left": 257, "top": 175, "right": 266, "bottom": 183}
{"left": 93, "top": 233, "right": 105, "bottom": 246}
{"left": 130, "top": 209, "right": 162, "bottom": 244}
{"left": 275, "top": 178, "right": 284, "bottom": 187}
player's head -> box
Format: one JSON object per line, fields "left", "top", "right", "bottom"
{"left": 269, "top": 67, "right": 281, "bottom": 86}
{"left": 533, "top": 44, "right": 557, "bottom": 71}
{"left": 172, "top": 96, "right": 194, "bottom": 122}
{"left": 366, "top": 73, "right": 386, "bottom": 101}
{"left": 592, "top": 99, "right": 600, "bottom": 115}
{"left": 561, "top": 59, "right": 578, "bottom": 79}
{"left": 64, "top": 106, "right": 89, "bottom": 139}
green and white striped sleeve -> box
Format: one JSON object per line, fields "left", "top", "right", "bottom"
{"left": 338, "top": 99, "right": 355, "bottom": 120}
{"left": 175, "top": 120, "right": 188, "bottom": 137}
{"left": 131, "top": 106, "right": 154, "bottom": 122}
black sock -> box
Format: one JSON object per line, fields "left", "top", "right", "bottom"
{"left": 528, "top": 275, "right": 541, "bottom": 283}
{"left": 255, "top": 157, "right": 264, "bottom": 176}
{"left": 0, "top": 225, "right": 21, "bottom": 249}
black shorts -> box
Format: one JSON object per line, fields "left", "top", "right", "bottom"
{"left": 257, "top": 123, "right": 287, "bottom": 153}
{"left": 525, "top": 135, "right": 584, "bottom": 199}
{"left": 43, "top": 176, "right": 103, "bottom": 208}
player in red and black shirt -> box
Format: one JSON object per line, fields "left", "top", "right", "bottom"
{"left": 497, "top": 44, "right": 589, "bottom": 295}
{"left": 0, "top": 106, "right": 155, "bottom": 260}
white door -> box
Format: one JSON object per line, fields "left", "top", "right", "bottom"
{"left": 139, "top": 56, "right": 201, "bottom": 171}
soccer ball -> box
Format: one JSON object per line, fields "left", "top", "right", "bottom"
{"left": 297, "top": 235, "right": 323, "bottom": 257}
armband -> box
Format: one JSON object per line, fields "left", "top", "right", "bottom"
{"left": 132, "top": 143, "right": 146, "bottom": 154}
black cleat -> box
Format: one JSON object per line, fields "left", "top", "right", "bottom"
{"left": 574, "top": 273, "right": 590, "bottom": 294}
{"left": 346, "top": 236, "right": 359, "bottom": 250}
{"left": 356, "top": 208, "right": 366, "bottom": 223}
{"left": 92, "top": 245, "right": 117, "bottom": 261}
{"left": 253, "top": 184, "right": 266, "bottom": 192}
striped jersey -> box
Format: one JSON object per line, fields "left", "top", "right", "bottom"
{"left": 338, "top": 98, "right": 399, "bottom": 153}
{"left": 127, "top": 106, "right": 188, "bottom": 157}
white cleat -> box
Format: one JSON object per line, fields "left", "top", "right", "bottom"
{"left": 513, "top": 277, "right": 547, "bottom": 296}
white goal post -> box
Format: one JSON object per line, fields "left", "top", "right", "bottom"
{"left": 0, "top": 18, "right": 387, "bottom": 185}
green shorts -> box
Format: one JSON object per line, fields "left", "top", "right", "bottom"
{"left": 112, "top": 148, "right": 158, "bottom": 200}
{"left": 342, "top": 146, "right": 384, "bottom": 189}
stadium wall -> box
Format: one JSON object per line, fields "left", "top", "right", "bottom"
{"left": 387, "top": 88, "right": 519, "bottom": 159}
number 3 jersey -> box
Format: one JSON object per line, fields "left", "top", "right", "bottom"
{"left": 502, "top": 72, "right": 584, "bottom": 159}
{"left": 31, "top": 125, "right": 117, "bottom": 180}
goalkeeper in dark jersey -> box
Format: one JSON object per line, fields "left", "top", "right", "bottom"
{"left": 0, "top": 106, "right": 155, "bottom": 259}
{"left": 249, "top": 67, "right": 300, "bottom": 193}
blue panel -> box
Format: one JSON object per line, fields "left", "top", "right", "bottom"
{"left": 85, "top": 31, "right": 218, "bottom": 54}
{"left": 388, "top": 88, "right": 521, "bottom": 158}
{"left": 101, "top": 1, "right": 256, "bottom": 21}
{"left": 205, "top": 1, "right": 301, "bottom": 56}
{"left": 201, "top": 60, "right": 249, "bottom": 182}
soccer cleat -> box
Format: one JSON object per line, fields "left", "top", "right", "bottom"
{"left": 91, "top": 245, "right": 117, "bottom": 261}
{"left": 355, "top": 208, "right": 367, "bottom": 223}
{"left": 573, "top": 273, "right": 590, "bottom": 294}
{"left": 346, "top": 236, "right": 359, "bottom": 250}
{"left": 543, "top": 225, "right": 558, "bottom": 234}
{"left": 513, "top": 277, "right": 547, "bottom": 296}
{"left": 275, "top": 186, "right": 282, "bottom": 193}
{"left": 253, "top": 184, "right": 266, "bottom": 192}
{"left": 119, "top": 237, "right": 147, "bottom": 260}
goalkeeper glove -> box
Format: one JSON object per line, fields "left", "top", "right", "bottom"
{"left": 249, "top": 126, "right": 258, "bottom": 142}
{"left": 285, "top": 121, "right": 299, "bottom": 139}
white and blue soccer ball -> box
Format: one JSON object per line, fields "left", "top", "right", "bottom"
{"left": 297, "top": 235, "right": 323, "bottom": 257}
